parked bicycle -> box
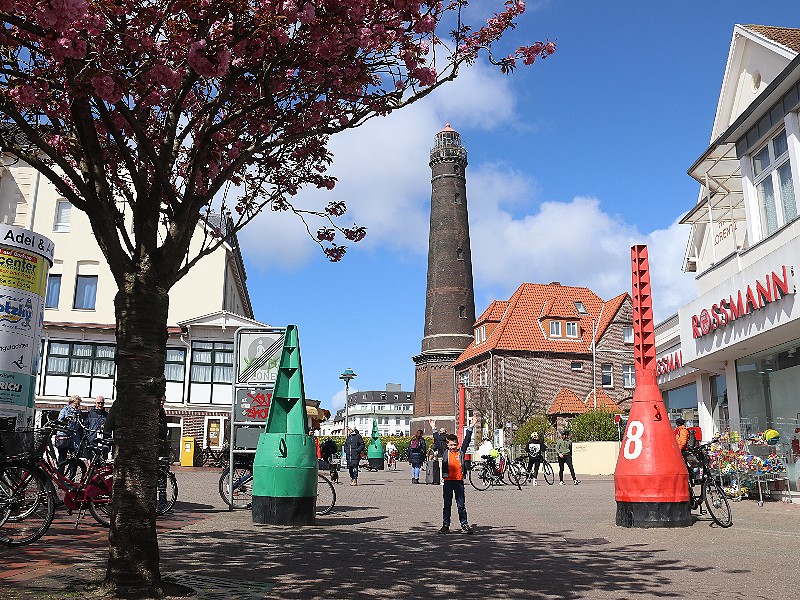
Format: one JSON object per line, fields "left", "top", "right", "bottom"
{"left": 513, "top": 454, "right": 555, "bottom": 486}
{"left": 219, "top": 462, "right": 336, "bottom": 515}
{"left": 468, "top": 451, "right": 522, "bottom": 491}
{"left": 682, "top": 443, "right": 733, "bottom": 528}
{"left": 194, "top": 442, "right": 230, "bottom": 468}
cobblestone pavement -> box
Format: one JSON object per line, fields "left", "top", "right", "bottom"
{"left": 2, "top": 464, "right": 800, "bottom": 599}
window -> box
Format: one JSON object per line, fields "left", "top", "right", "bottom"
{"left": 73, "top": 275, "right": 97, "bottom": 310}
{"left": 753, "top": 129, "right": 795, "bottom": 238}
{"left": 165, "top": 348, "right": 186, "bottom": 382}
{"left": 53, "top": 200, "right": 71, "bottom": 232}
{"left": 45, "top": 341, "right": 115, "bottom": 378}
{"left": 474, "top": 325, "right": 486, "bottom": 345}
{"left": 574, "top": 301, "right": 588, "bottom": 314}
{"left": 623, "top": 326, "right": 634, "bottom": 344}
{"left": 45, "top": 274, "right": 61, "bottom": 308}
{"left": 550, "top": 321, "right": 561, "bottom": 337}
{"left": 454, "top": 192, "right": 462, "bottom": 204}
{"left": 190, "top": 342, "right": 234, "bottom": 383}
{"left": 459, "top": 370, "right": 470, "bottom": 386}
{"left": 456, "top": 248, "right": 464, "bottom": 260}
{"left": 571, "top": 361, "right": 583, "bottom": 371}
{"left": 601, "top": 364, "right": 613, "bottom": 387}
{"left": 566, "top": 322, "right": 578, "bottom": 338}
{"left": 459, "top": 305, "right": 466, "bottom": 318}
{"left": 623, "top": 365, "right": 635, "bottom": 389}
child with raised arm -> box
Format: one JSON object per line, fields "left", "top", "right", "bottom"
{"left": 430, "top": 414, "right": 479, "bottom": 534}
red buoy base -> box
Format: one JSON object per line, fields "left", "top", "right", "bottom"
{"left": 616, "top": 501, "right": 691, "bottom": 528}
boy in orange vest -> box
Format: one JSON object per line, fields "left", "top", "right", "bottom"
{"left": 430, "top": 415, "right": 479, "bottom": 534}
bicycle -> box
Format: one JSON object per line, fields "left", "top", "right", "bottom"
{"left": 513, "top": 454, "right": 555, "bottom": 486}
{"left": 385, "top": 450, "right": 399, "bottom": 471}
{"left": 194, "top": 442, "right": 230, "bottom": 467}
{"left": 219, "top": 463, "right": 336, "bottom": 515}
{"left": 682, "top": 443, "right": 733, "bottom": 528}
{"left": 468, "top": 452, "right": 522, "bottom": 491}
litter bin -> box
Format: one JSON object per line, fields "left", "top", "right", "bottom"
{"left": 180, "top": 436, "right": 196, "bottom": 467}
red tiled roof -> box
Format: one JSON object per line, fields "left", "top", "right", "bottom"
{"left": 454, "top": 283, "right": 630, "bottom": 365}
{"left": 585, "top": 389, "right": 622, "bottom": 412}
{"left": 548, "top": 388, "right": 587, "bottom": 415}
{"left": 744, "top": 25, "right": 800, "bottom": 54}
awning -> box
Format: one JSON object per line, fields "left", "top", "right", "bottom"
{"left": 681, "top": 142, "right": 746, "bottom": 227}
{"left": 306, "top": 407, "right": 331, "bottom": 421}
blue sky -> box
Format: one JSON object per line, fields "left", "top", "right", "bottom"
{"left": 236, "top": 1, "right": 800, "bottom": 413}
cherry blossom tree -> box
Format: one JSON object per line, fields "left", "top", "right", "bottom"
{"left": 1, "top": 1, "right": 554, "bottom": 596}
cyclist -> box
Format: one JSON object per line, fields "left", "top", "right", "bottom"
{"left": 385, "top": 440, "right": 398, "bottom": 467}
{"left": 525, "top": 431, "right": 547, "bottom": 485}
{"left": 56, "top": 395, "right": 83, "bottom": 475}
{"left": 674, "top": 417, "right": 690, "bottom": 450}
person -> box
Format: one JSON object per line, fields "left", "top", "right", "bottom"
{"left": 56, "top": 395, "right": 83, "bottom": 475}
{"left": 85, "top": 396, "right": 108, "bottom": 445}
{"left": 343, "top": 427, "right": 365, "bottom": 486}
{"left": 385, "top": 440, "right": 398, "bottom": 467}
{"left": 309, "top": 429, "right": 322, "bottom": 459}
{"left": 430, "top": 415, "right": 478, "bottom": 534}
{"left": 525, "top": 431, "right": 547, "bottom": 485}
{"left": 407, "top": 429, "right": 427, "bottom": 483}
{"left": 556, "top": 430, "right": 580, "bottom": 485}
{"left": 320, "top": 437, "right": 339, "bottom": 483}
{"left": 674, "top": 417, "right": 690, "bottom": 451}
{"left": 477, "top": 436, "right": 493, "bottom": 460}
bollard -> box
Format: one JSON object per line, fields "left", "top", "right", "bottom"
{"left": 614, "top": 246, "right": 690, "bottom": 528}
{"left": 252, "top": 325, "right": 317, "bottom": 525}
{"left": 366, "top": 419, "right": 385, "bottom": 470}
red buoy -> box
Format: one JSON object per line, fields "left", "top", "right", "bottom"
{"left": 615, "top": 245, "right": 690, "bottom": 527}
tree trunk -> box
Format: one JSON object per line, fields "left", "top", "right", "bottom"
{"left": 103, "top": 269, "right": 169, "bottom": 598}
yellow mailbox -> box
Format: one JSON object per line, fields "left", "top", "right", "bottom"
{"left": 180, "top": 436, "right": 196, "bottom": 467}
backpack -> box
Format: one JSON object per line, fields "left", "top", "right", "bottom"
{"left": 686, "top": 429, "right": 698, "bottom": 449}
{"left": 410, "top": 438, "right": 421, "bottom": 452}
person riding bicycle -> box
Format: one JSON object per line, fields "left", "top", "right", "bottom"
{"left": 525, "top": 431, "right": 547, "bottom": 485}
{"left": 674, "top": 417, "right": 690, "bottom": 451}
{"left": 385, "top": 440, "right": 398, "bottom": 465}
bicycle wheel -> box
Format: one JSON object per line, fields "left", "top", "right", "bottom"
{"left": 194, "top": 449, "right": 208, "bottom": 467}
{"left": 156, "top": 469, "right": 178, "bottom": 515}
{"left": 60, "top": 457, "right": 87, "bottom": 485}
{"left": 219, "top": 466, "right": 253, "bottom": 509}
{"left": 542, "top": 461, "right": 555, "bottom": 485}
{"left": 513, "top": 459, "right": 530, "bottom": 486}
{"left": 0, "top": 463, "right": 55, "bottom": 546}
{"left": 506, "top": 462, "right": 523, "bottom": 490}
{"left": 316, "top": 474, "right": 336, "bottom": 515}
{"left": 704, "top": 479, "right": 733, "bottom": 528}
{"left": 469, "top": 463, "right": 490, "bottom": 491}
{"left": 0, "top": 477, "right": 13, "bottom": 526}
{"left": 88, "top": 495, "right": 112, "bottom": 527}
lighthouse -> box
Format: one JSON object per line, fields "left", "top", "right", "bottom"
{"left": 412, "top": 125, "right": 477, "bottom": 434}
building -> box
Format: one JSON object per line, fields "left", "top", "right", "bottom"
{"left": 453, "top": 282, "right": 634, "bottom": 433}
{"left": 412, "top": 125, "right": 476, "bottom": 434}
{"left": 0, "top": 153, "right": 269, "bottom": 456}
{"left": 657, "top": 25, "right": 800, "bottom": 486}
{"left": 320, "top": 384, "right": 414, "bottom": 437}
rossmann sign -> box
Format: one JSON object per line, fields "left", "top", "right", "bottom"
{"left": 656, "top": 350, "right": 683, "bottom": 376}
{"left": 691, "top": 265, "right": 795, "bottom": 339}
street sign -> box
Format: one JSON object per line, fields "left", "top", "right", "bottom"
{"left": 234, "top": 387, "right": 273, "bottom": 423}
{"left": 235, "top": 328, "right": 285, "bottom": 385}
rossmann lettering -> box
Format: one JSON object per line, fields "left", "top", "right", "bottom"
{"left": 692, "top": 265, "right": 795, "bottom": 339}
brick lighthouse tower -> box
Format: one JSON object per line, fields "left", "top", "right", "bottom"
{"left": 412, "top": 125, "right": 476, "bottom": 434}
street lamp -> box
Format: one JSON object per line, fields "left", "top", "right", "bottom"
{"left": 339, "top": 368, "right": 357, "bottom": 467}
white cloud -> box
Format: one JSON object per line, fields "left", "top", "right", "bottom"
{"left": 329, "top": 386, "right": 358, "bottom": 412}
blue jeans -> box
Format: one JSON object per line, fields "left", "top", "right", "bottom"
{"left": 442, "top": 479, "right": 468, "bottom": 528}
{"left": 411, "top": 465, "right": 421, "bottom": 479}
{"left": 348, "top": 465, "right": 359, "bottom": 481}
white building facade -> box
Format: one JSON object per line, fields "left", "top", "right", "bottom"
{"left": 657, "top": 25, "right": 800, "bottom": 488}
{"left": 0, "top": 154, "right": 268, "bottom": 457}
{"left": 320, "top": 384, "right": 414, "bottom": 437}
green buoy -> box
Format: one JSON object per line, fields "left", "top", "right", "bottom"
{"left": 252, "top": 325, "right": 317, "bottom": 525}
{"left": 366, "top": 418, "right": 385, "bottom": 470}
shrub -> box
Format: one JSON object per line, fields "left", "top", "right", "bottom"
{"left": 569, "top": 410, "right": 619, "bottom": 442}
{"left": 514, "top": 414, "right": 554, "bottom": 446}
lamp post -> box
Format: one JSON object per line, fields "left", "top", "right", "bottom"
{"left": 339, "top": 368, "right": 357, "bottom": 468}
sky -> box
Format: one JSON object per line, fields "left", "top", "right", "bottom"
{"left": 235, "top": 1, "right": 800, "bottom": 414}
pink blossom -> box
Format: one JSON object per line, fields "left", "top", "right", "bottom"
{"left": 9, "top": 86, "right": 37, "bottom": 107}
{"left": 35, "top": 0, "right": 88, "bottom": 31}
{"left": 298, "top": 3, "right": 315, "bottom": 24}
{"left": 91, "top": 75, "right": 122, "bottom": 104}
{"left": 412, "top": 66, "right": 436, "bottom": 87}
{"left": 143, "top": 64, "right": 183, "bottom": 89}
{"left": 188, "top": 40, "right": 232, "bottom": 78}
{"left": 271, "top": 28, "right": 290, "bottom": 45}
{"left": 413, "top": 14, "right": 436, "bottom": 34}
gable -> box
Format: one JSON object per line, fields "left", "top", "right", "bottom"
{"left": 712, "top": 24, "right": 798, "bottom": 141}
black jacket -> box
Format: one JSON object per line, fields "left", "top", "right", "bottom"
{"left": 432, "top": 428, "right": 473, "bottom": 480}
{"left": 525, "top": 439, "right": 546, "bottom": 458}
{"left": 407, "top": 436, "right": 427, "bottom": 465}
{"left": 343, "top": 432, "right": 365, "bottom": 467}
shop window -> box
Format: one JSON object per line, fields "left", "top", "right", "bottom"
{"left": 601, "top": 364, "right": 613, "bottom": 387}
{"left": 623, "top": 365, "right": 635, "bottom": 389}
{"left": 753, "top": 129, "right": 796, "bottom": 239}
{"left": 566, "top": 322, "right": 578, "bottom": 338}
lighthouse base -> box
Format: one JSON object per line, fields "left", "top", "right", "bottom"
{"left": 616, "top": 501, "right": 691, "bottom": 528}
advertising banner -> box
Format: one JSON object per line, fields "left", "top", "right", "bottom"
{"left": 0, "top": 224, "right": 53, "bottom": 428}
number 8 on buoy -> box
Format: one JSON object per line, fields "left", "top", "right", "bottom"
{"left": 623, "top": 420, "right": 644, "bottom": 460}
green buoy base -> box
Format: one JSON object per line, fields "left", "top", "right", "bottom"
{"left": 252, "top": 495, "right": 316, "bottom": 525}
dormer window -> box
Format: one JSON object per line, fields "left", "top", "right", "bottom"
{"left": 474, "top": 325, "right": 486, "bottom": 345}
{"left": 753, "top": 129, "right": 795, "bottom": 239}
{"left": 566, "top": 321, "right": 578, "bottom": 338}
{"left": 574, "top": 301, "right": 588, "bottom": 314}
{"left": 549, "top": 321, "right": 561, "bottom": 337}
